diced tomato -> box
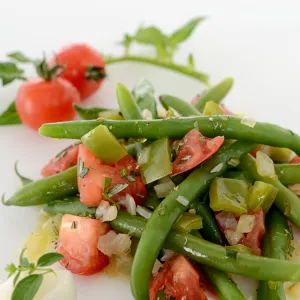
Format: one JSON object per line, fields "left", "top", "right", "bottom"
{"left": 171, "top": 129, "right": 224, "bottom": 176}
{"left": 57, "top": 214, "right": 110, "bottom": 275}
{"left": 290, "top": 155, "right": 300, "bottom": 164}
{"left": 190, "top": 95, "right": 200, "bottom": 104}
{"left": 250, "top": 145, "right": 261, "bottom": 158}
{"left": 240, "top": 209, "right": 265, "bottom": 256}
{"left": 149, "top": 255, "right": 206, "bottom": 300}
{"left": 78, "top": 145, "right": 147, "bottom": 206}
{"left": 41, "top": 144, "right": 79, "bottom": 177}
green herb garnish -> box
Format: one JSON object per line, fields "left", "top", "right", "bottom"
{"left": 225, "top": 249, "right": 237, "bottom": 260}
{"left": 288, "top": 245, "right": 295, "bottom": 257}
{"left": 121, "top": 168, "right": 136, "bottom": 182}
{"left": 78, "top": 158, "right": 89, "bottom": 178}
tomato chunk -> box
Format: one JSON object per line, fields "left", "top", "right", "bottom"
{"left": 171, "top": 129, "right": 224, "bottom": 176}
{"left": 57, "top": 214, "right": 110, "bottom": 275}
{"left": 290, "top": 155, "right": 300, "bottom": 164}
{"left": 41, "top": 144, "right": 79, "bottom": 177}
{"left": 149, "top": 255, "right": 206, "bottom": 300}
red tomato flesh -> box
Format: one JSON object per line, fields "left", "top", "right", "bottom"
{"left": 171, "top": 129, "right": 224, "bottom": 176}
{"left": 50, "top": 43, "right": 105, "bottom": 100}
{"left": 41, "top": 144, "right": 79, "bottom": 177}
{"left": 149, "top": 255, "right": 207, "bottom": 300}
{"left": 57, "top": 214, "right": 110, "bottom": 275}
{"left": 290, "top": 155, "right": 300, "bottom": 164}
{"left": 16, "top": 77, "right": 80, "bottom": 130}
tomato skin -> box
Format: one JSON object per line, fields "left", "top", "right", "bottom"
{"left": 190, "top": 95, "right": 200, "bottom": 104}
{"left": 41, "top": 144, "right": 79, "bottom": 177}
{"left": 290, "top": 155, "right": 300, "bottom": 164}
{"left": 149, "top": 255, "right": 206, "bottom": 300}
{"left": 78, "top": 145, "right": 147, "bottom": 206}
{"left": 172, "top": 129, "right": 224, "bottom": 176}
{"left": 16, "top": 77, "right": 80, "bottom": 130}
{"left": 50, "top": 43, "right": 105, "bottom": 100}
{"left": 57, "top": 214, "right": 110, "bottom": 275}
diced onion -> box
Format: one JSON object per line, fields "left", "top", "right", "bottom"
{"left": 286, "top": 282, "right": 300, "bottom": 298}
{"left": 216, "top": 211, "right": 237, "bottom": 230}
{"left": 142, "top": 109, "right": 153, "bottom": 120}
{"left": 188, "top": 209, "right": 196, "bottom": 214}
{"left": 225, "top": 229, "right": 244, "bottom": 245}
{"left": 136, "top": 205, "right": 152, "bottom": 219}
{"left": 176, "top": 195, "right": 189, "bottom": 206}
{"left": 95, "top": 200, "right": 118, "bottom": 222}
{"left": 119, "top": 194, "right": 136, "bottom": 215}
{"left": 158, "top": 109, "right": 167, "bottom": 118}
{"left": 228, "top": 158, "right": 240, "bottom": 167}
{"left": 161, "top": 249, "right": 175, "bottom": 262}
{"left": 289, "top": 184, "right": 300, "bottom": 196}
{"left": 260, "top": 145, "right": 272, "bottom": 156}
{"left": 98, "top": 230, "right": 132, "bottom": 256}
{"left": 154, "top": 181, "right": 175, "bottom": 198}
{"left": 152, "top": 259, "right": 163, "bottom": 274}
{"left": 210, "top": 163, "right": 224, "bottom": 173}
{"left": 241, "top": 116, "right": 256, "bottom": 128}
{"left": 236, "top": 215, "right": 256, "bottom": 233}
{"left": 256, "top": 151, "right": 277, "bottom": 179}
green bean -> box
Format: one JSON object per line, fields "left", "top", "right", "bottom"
{"left": 194, "top": 77, "right": 234, "bottom": 112}
{"left": 73, "top": 104, "right": 109, "bottom": 120}
{"left": 275, "top": 163, "right": 300, "bottom": 185}
{"left": 239, "top": 154, "right": 300, "bottom": 227}
{"left": 257, "top": 208, "right": 290, "bottom": 300}
{"left": 3, "top": 166, "right": 78, "bottom": 206}
{"left": 116, "top": 83, "right": 142, "bottom": 120}
{"left": 111, "top": 211, "right": 300, "bottom": 281}
{"left": 39, "top": 116, "right": 300, "bottom": 155}
{"left": 159, "top": 95, "right": 200, "bottom": 116}
{"left": 126, "top": 143, "right": 137, "bottom": 158}
{"left": 143, "top": 188, "right": 161, "bottom": 210}
{"left": 44, "top": 197, "right": 96, "bottom": 216}
{"left": 223, "top": 170, "right": 252, "bottom": 187}
{"left": 130, "top": 141, "right": 256, "bottom": 299}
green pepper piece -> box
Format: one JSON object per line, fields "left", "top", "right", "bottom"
{"left": 81, "top": 124, "right": 127, "bottom": 164}
{"left": 224, "top": 171, "right": 252, "bottom": 187}
{"left": 202, "top": 100, "right": 224, "bottom": 116}
{"left": 226, "top": 244, "right": 252, "bottom": 254}
{"left": 98, "top": 109, "right": 124, "bottom": 120}
{"left": 138, "top": 137, "right": 172, "bottom": 184}
{"left": 269, "top": 147, "right": 292, "bottom": 162}
{"left": 173, "top": 212, "right": 203, "bottom": 233}
{"left": 209, "top": 177, "right": 248, "bottom": 216}
{"left": 248, "top": 181, "right": 278, "bottom": 213}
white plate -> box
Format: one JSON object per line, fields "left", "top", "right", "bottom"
{"left": 1, "top": 1, "right": 300, "bottom": 299}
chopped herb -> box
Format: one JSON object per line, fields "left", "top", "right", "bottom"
{"left": 137, "top": 193, "right": 145, "bottom": 198}
{"left": 121, "top": 169, "right": 127, "bottom": 177}
{"left": 104, "top": 177, "right": 112, "bottom": 190}
{"left": 288, "top": 245, "right": 295, "bottom": 257}
{"left": 54, "top": 150, "right": 67, "bottom": 162}
{"left": 181, "top": 155, "right": 192, "bottom": 161}
{"left": 225, "top": 249, "right": 237, "bottom": 260}
{"left": 71, "top": 221, "right": 77, "bottom": 229}
{"left": 131, "top": 171, "right": 141, "bottom": 176}
{"left": 52, "top": 221, "right": 59, "bottom": 236}
{"left": 228, "top": 158, "right": 240, "bottom": 167}
{"left": 108, "top": 183, "right": 129, "bottom": 197}
{"left": 120, "top": 168, "right": 136, "bottom": 182}
{"left": 287, "top": 225, "right": 294, "bottom": 240}
{"left": 78, "top": 158, "right": 89, "bottom": 178}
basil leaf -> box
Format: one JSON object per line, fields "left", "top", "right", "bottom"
{"left": 168, "top": 17, "right": 205, "bottom": 48}
{"left": 7, "top": 51, "right": 34, "bottom": 63}
{"left": 156, "top": 290, "right": 167, "bottom": 300}
{"left": 12, "top": 274, "right": 43, "bottom": 300}
{"left": 14, "top": 161, "right": 33, "bottom": 186}
{"left": 108, "top": 183, "right": 128, "bottom": 197}
{"left": 37, "top": 252, "right": 64, "bottom": 267}
{"left": 13, "top": 271, "right": 21, "bottom": 287}
{"left": 5, "top": 263, "right": 17, "bottom": 278}
{"left": 0, "top": 62, "right": 25, "bottom": 85}
{"left": 73, "top": 104, "right": 109, "bottom": 120}
{"left": 0, "top": 101, "right": 21, "bottom": 125}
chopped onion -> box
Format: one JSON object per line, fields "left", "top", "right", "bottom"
{"left": 287, "top": 282, "right": 300, "bottom": 298}
{"left": 260, "top": 145, "right": 272, "bottom": 156}
{"left": 236, "top": 215, "right": 255, "bottom": 233}
{"left": 176, "top": 195, "right": 189, "bottom": 206}
{"left": 95, "top": 200, "right": 118, "bottom": 222}
{"left": 188, "top": 209, "right": 196, "bottom": 215}
{"left": 210, "top": 163, "right": 224, "bottom": 173}
{"left": 98, "top": 230, "right": 132, "bottom": 256}
{"left": 225, "top": 229, "right": 244, "bottom": 245}
{"left": 158, "top": 109, "right": 167, "bottom": 118}
{"left": 216, "top": 211, "right": 237, "bottom": 230}
{"left": 256, "top": 151, "right": 277, "bottom": 179}
{"left": 136, "top": 205, "right": 152, "bottom": 219}
{"left": 228, "top": 158, "right": 240, "bottom": 167}
{"left": 119, "top": 194, "right": 136, "bottom": 215}
{"left": 241, "top": 116, "right": 256, "bottom": 128}
{"left": 154, "top": 181, "right": 175, "bottom": 198}
{"left": 289, "top": 184, "right": 300, "bottom": 196}
{"left": 161, "top": 249, "right": 175, "bottom": 261}
{"left": 142, "top": 109, "right": 153, "bottom": 120}
{"left": 152, "top": 259, "right": 163, "bottom": 274}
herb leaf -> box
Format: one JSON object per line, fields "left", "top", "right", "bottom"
{"left": 14, "top": 161, "right": 33, "bottom": 186}
{"left": 119, "top": 34, "right": 132, "bottom": 54}
{"left": 188, "top": 53, "right": 194, "bottom": 69}
{"left": 12, "top": 274, "right": 43, "bottom": 300}
{"left": 168, "top": 17, "right": 205, "bottom": 48}
{"left": 225, "top": 249, "right": 237, "bottom": 260}
{"left": 37, "top": 252, "right": 64, "bottom": 267}
{"left": 78, "top": 158, "right": 89, "bottom": 178}
{"left": 73, "top": 104, "right": 109, "bottom": 120}
{"left": 0, "top": 62, "right": 25, "bottom": 85}
{"left": 108, "top": 183, "right": 129, "bottom": 197}
{"left": 0, "top": 101, "right": 21, "bottom": 125}
{"left": 5, "top": 263, "right": 17, "bottom": 278}
{"left": 7, "top": 51, "right": 34, "bottom": 63}
{"left": 104, "top": 177, "right": 112, "bottom": 190}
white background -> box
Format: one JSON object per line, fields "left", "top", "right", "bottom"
{"left": 0, "top": 0, "right": 300, "bottom": 299}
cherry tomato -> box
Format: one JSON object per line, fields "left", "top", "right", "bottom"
{"left": 190, "top": 95, "right": 200, "bottom": 104}
{"left": 171, "top": 129, "right": 224, "bottom": 176}
{"left": 16, "top": 77, "right": 80, "bottom": 130}
{"left": 78, "top": 145, "right": 147, "bottom": 206}
{"left": 50, "top": 43, "right": 105, "bottom": 100}
{"left": 290, "top": 155, "right": 300, "bottom": 164}
{"left": 240, "top": 209, "right": 265, "bottom": 256}
{"left": 41, "top": 144, "right": 79, "bottom": 177}
{"left": 57, "top": 214, "right": 110, "bottom": 275}
{"left": 149, "top": 255, "right": 206, "bottom": 300}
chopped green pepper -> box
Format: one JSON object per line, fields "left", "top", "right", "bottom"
{"left": 223, "top": 171, "right": 252, "bottom": 187}
{"left": 269, "top": 147, "right": 292, "bottom": 162}
{"left": 173, "top": 212, "right": 203, "bottom": 233}
{"left": 248, "top": 181, "right": 278, "bottom": 213}
{"left": 209, "top": 177, "right": 248, "bottom": 216}
{"left": 202, "top": 100, "right": 224, "bottom": 116}
{"left": 81, "top": 124, "right": 127, "bottom": 164}
{"left": 98, "top": 109, "right": 124, "bottom": 120}
{"left": 226, "top": 244, "right": 252, "bottom": 254}
{"left": 137, "top": 137, "right": 172, "bottom": 184}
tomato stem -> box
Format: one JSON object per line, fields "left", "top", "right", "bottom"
{"left": 105, "top": 55, "right": 210, "bottom": 86}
